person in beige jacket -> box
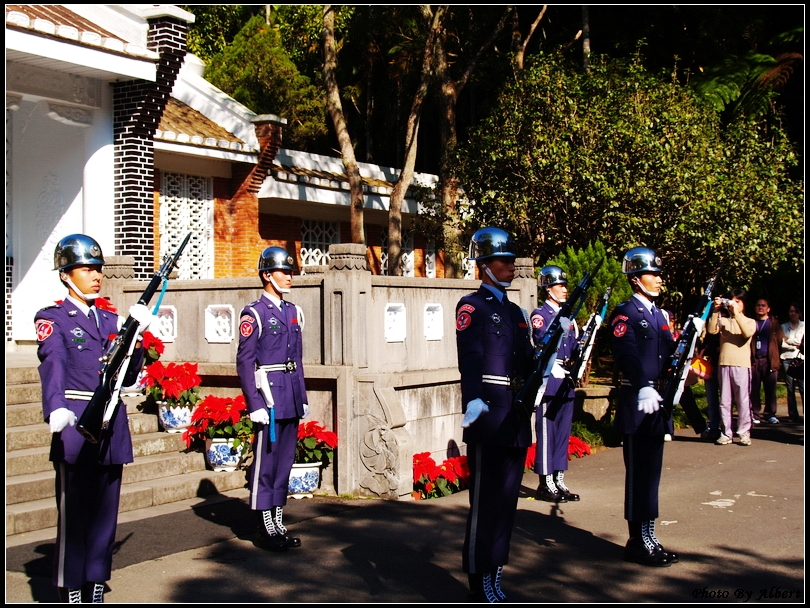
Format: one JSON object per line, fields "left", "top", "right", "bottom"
{"left": 707, "top": 289, "right": 757, "bottom": 446}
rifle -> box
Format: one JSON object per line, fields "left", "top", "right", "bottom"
{"left": 513, "top": 258, "right": 604, "bottom": 419}
{"left": 76, "top": 232, "right": 191, "bottom": 444}
{"left": 568, "top": 276, "right": 617, "bottom": 385}
{"left": 660, "top": 264, "right": 724, "bottom": 420}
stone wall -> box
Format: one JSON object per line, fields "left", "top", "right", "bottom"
{"left": 103, "top": 245, "right": 546, "bottom": 499}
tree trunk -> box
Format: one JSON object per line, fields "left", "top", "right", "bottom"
{"left": 323, "top": 6, "right": 365, "bottom": 245}
{"left": 386, "top": 5, "right": 445, "bottom": 276}
{"left": 434, "top": 7, "right": 512, "bottom": 278}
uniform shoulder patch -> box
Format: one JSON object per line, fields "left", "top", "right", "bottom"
{"left": 613, "top": 322, "right": 628, "bottom": 338}
{"left": 240, "top": 314, "right": 256, "bottom": 338}
{"left": 531, "top": 314, "right": 544, "bottom": 329}
{"left": 611, "top": 314, "right": 629, "bottom": 326}
{"left": 456, "top": 310, "right": 473, "bottom": 332}
{"left": 36, "top": 319, "right": 54, "bottom": 341}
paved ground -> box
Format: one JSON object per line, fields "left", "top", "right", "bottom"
{"left": 6, "top": 417, "right": 804, "bottom": 604}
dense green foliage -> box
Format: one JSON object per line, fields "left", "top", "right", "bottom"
{"left": 454, "top": 54, "right": 803, "bottom": 306}
{"left": 203, "top": 15, "right": 327, "bottom": 149}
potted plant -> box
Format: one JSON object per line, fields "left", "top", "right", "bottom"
{"left": 289, "top": 420, "right": 338, "bottom": 498}
{"left": 143, "top": 360, "right": 202, "bottom": 433}
{"left": 182, "top": 394, "right": 254, "bottom": 472}
{"left": 412, "top": 452, "right": 469, "bottom": 500}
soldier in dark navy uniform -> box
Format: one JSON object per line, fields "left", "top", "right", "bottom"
{"left": 609, "top": 247, "right": 680, "bottom": 568}
{"left": 36, "top": 234, "right": 153, "bottom": 603}
{"left": 456, "top": 227, "right": 534, "bottom": 603}
{"left": 530, "top": 266, "right": 581, "bottom": 503}
{"left": 237, "top": 246, "right": 309, "bottom": 553}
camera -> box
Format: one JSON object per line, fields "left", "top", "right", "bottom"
{"left": 719, "top": 298, "right": 732, "bottom": 309}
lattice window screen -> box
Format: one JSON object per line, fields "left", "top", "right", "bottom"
{"left": 160, "top": 173, "right": 213, "bottom": 279}
{"left": 381, "top": 228, "right": 414, "bottom": 277}
{"left": 301, "top": 220, "right": 339, "bottom": 270}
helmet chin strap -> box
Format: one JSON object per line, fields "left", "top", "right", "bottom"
{"left": 62, "top": 274, "right": 100, "bottom": 303}
{"left": 269, "top": 274, "right": 290, "bottom": 294}
{"left": 632, "top": 277, "right": 659, "bottom": 299}
{"left": 547, "top": 290, "right": 566, "bottom": 305}
{"left": 483, "top": 264, "right": 511, "bottom": 288}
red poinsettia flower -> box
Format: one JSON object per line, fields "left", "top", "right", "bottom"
{"left": 144, "top": 361, "right": 201, "bottom": 406}
{"left": 296, "top": 421, "right": 339, "bottom": 465}
{"left": 524, "top": 443, "right": 537, "bottom": 471}
{"left": 568, "top": 436, "right": 592, "bottom": 459}
{"left": 413, "top": 452, "right": 470, "bottom": 499}
{"left": 141, "top": 331, "right": 164, "bottom": 362}
{"left": 182, "top": 393, "right": 253, "bottom": 450}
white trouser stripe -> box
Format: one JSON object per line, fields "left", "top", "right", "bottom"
{"left": 467, "top": 446, "right": 483, "bottom": 574}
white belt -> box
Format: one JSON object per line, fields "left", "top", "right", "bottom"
{"left": 65, "top": 390, "right": 94, "bottom": 401}
{"left": 482, "top": 374, "right": 524, "bottom": 390}
{"left": 620, "top": 379, "right": 665, "bottom": 389}
{"left": 258, "top": 361, "right": 297, "bottom": 373}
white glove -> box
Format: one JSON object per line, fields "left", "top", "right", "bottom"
{"left": 249, "top": 409, "right": 270, "bottom": 425}
{"left": 461, "top": 398, "right": 489, "bottom": 428}
{"left": 691, "top": 317, "right": 705, "bottom": 336}
{"left": 302, "top": 404, "right": 310, "bottom": 419}
{"left": 551, "top": 360, "right": 568, "bottom": 379}
{"left": 558, "top": 316, "right": 572, "bottom": 337}
{"left": 129, "top": 304, "right": 156, "bottom": 336}
{"left": 637, "top": 386, "right": 663, "bottom": 414}
{"left": 49, "top": 407, "right": 77, "bottom": 433}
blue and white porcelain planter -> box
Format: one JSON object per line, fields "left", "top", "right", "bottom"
{"left": 288, "top": 462, "right": 321, "bottom": 499}
{"left": 157, "top": 402, "right": 195, "bottom": 433}
{"left": 205, "top": 438, "right": 243, "bottom": 472}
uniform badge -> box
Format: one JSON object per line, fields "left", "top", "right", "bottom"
{"left": 613, "top": 322, "right": 627, "bottom": 338}
{"left": 458, "top": 304, "right": 475, "bottom": 314}
{"left": 456, "top": 311, "right": 472, "bottom": 332}
{"left": 662, "top": 324, "right": 670, "bottom": 331}
{"left": 612, "top": 314, "right": 629, "bottom": 326}
{"left": 491, "top": 313, "right": 501, "bottom": 325}
{"left": 71, "top": 327, "right": 85, "bottom": 338}
{"left": 240, "top": 320, "right": 254, "bottom": 337}
{"left": 639, "top": 319, "right": 649, "bottom": 329}
{"left": 270, "top": 317, "right": 278, "bottom": 325}
{"left": 68, "top": 310, "right": 78, "bottom": 317}
{"left": 532, "top": 315, "right": 544, "bottom": 329}
{"left": 36, "top": 319, "right": 54, "bottom": 341}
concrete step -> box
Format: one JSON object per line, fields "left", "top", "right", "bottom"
{"left": 5, "top": 413, "right": 163, "bottom": 452}
{"left": 6, "top": 468, "right": 248, "bottom": 536}
{"left": 5, "top": 451, "right": 209, "bottom": 506}
{"left": 6, "top": 382, "right": 42, "bottom": 406}
{"left": 6, "top": 431, "right": 191, "bottom": 477}
{"left": 5, "top": 365, "right": 40, "bottom": 386}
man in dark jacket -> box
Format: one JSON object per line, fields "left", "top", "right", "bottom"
{"left": 750, "top": 298, "right": 784, "bottom": 424}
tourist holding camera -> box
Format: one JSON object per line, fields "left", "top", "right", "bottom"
{"left": 707, "top": 289, "right": 757, "bottom": 446}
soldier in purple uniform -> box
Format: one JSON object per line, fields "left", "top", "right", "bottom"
{"left": 456, "top": 227, "right": 534, "bottom": 603}
{"left": 36, "top": 234, "right": 153, "bottom": 603}
{"left": 609, "top": 247, "right": 682, "bottom": 568}
{"left": 237, "top": 246, "right": 309, "bottom": 553}
{"left": 530, "top": 266, "right": 581, "bottom": 503}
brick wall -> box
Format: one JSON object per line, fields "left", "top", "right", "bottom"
{"left": 112, "top": 17, "right": 187, "bottom": 279}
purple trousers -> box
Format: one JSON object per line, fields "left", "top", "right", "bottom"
{"left": 719, "top": 365, "right": 752, "bottom": 439}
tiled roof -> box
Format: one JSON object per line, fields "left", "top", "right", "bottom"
{"left": 5, "top": 5, "right": 155, "bottom": 58}
{"left": 272, "top": 164, "right": 396, "bottom": 193}
{"left": 157, "top": 98, "right": 252, "bottom": 152}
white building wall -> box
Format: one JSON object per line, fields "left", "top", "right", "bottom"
{"left": 9, "top": 94, "right": 116, "bottom": 343}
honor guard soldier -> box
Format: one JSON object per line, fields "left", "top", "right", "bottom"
{"left": 456, "top": 227, "right": 534, "bottom": 602}
{"left": 609, "top": 247, "right": 679, "bottom": 567}
{"left": 36, "top": 234, "right": 154, "bottom": 602}
{"left": 237, "top": 246, "right": 309, "bottom": 552}
{"left": 530, "top": 266, "right": 581, "bottom": 503}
